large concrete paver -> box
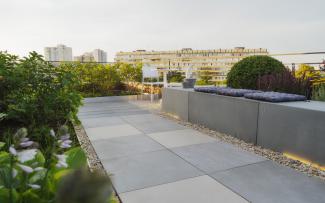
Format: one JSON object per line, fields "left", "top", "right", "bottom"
{"left": 130, "top": 120, "right": 185, "bottom": 134}
{"left": 85, "top": 124, "right": 142, "bottom": 141}
{"left": 102, "top": 149, "right": 203, "bottom": 193}
{"left": 79, "top": 110, "right": 150, "bottom": 119}
{"left": 80, "top": 116, "right": 125, "bottom": 128}
{"left": 211, "top": 161, "right": 325, "bottom": 203}
{"left": 148, "top": 129, "right": 215, "bottom": 148}
{"left": 171, "top": 141, "right": 266, "bottom": 173}
{"left": 92, "top": 135, "right": 164, "bottom": 160}
{"left": 120, "top": 175, "right": 248, "bottom": 203}
{"left": 121, "top": 114, "right": 166, "bottom": 124}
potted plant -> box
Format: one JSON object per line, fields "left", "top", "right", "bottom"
{"left": 182, "top": 66, "right": 196, "bottom": 88}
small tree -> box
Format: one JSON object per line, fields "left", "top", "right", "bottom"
{"left": 295, "top": 64, "right": 321, "bottom": 80}
{"left": 118, "top": 63, "right": 142, "bottom": 83}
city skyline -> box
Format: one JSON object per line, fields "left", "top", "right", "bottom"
{"left": 1, "top": 0, "right": 325, "bottom": 63}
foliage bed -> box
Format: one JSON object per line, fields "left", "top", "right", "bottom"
{"left": 59, "top": 62, "right": 142, "bottom": 98}
{"left": 0, "top": 52, "right": 115, "bottom": 203}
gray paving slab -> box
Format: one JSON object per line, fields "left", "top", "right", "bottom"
{"left": 85, "top": 124, "right": 142, "bottom": 141}
{"left": 171, "top": 142, "right": 266, "bottom": 173}
{"left": 148, "top": 129, "right": 216, "bottom": 148}
{"left": 126, "top": 119, "right": 186, "bottom": 134}
{"left": 92, "top": 135, "right": 164, "bottom": 160}
{"left": 211, "top": 161, "right": 325, "bottom": 203}
{"left": 121, "top": 114, "right": 166, "bottom": 124}
{"left": 78, "top": 110, "right": 151, "bottom": 119}
{"left": 102, "top": 150, "right": 203, "bottom": 193}
{"left": 79, "top": 102, "right": 139, "bottom": 113}
{"left": 80, "top": 116, "right": 126, "bottom": 128}
{"left": 120, "top": 175, "right": 248, "bottom": 203}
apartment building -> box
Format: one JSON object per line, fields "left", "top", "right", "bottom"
{"left": 44, "top": 44, "right": 73, "bottom": 62}
{"left": 93, "top": 49, "right": 107, "bottom": 63}
{"left": 74, "top": 52, "right": 94, "bottom": 62}
{"left": 75, "top": 49, "right": 107, "bottom": 63}
{"left": 115, "top": 47, "right": 268, "bottom": 82}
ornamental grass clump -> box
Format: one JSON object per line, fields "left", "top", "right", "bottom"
{"left": 256, "top": 69, "right": 312, "bottom": 99}
{"left": 312, "top": 83, "right": 325, "bottom": 101}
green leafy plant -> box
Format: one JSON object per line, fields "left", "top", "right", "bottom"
{"left": 0, "top": 127, "right": 87, "bottom": 203}
{"left": 295, "top": 64, "right": 321, "bottom": 80}
{"left": 227, "top": 55, "right": 286, "bottom": 89}
{"left": 59, "top": 62, "right": 139, "bottom": 97}
{"left": 312, "top": 83, "right": 325, "bottom": 101}
{"left": 167, "top": 71, "right": 184, "bottom": 83}
{"left": 197, "top": 71, "right": 213, "bottom": 85}
{"left": 0, "top": 51, "right": 82, "bottom": 144}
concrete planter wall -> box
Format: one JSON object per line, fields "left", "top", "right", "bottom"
{"left": 257, "top": 102, "right": 325, "bottom": 165}
{"left": 162, "top": 87, "right": 325, "bottom": 165}
{"left": 188, "top": 92, "right": 259, "bottom": 143}
{"left": 162, "top": 88, "right": 190, "bottom": 121}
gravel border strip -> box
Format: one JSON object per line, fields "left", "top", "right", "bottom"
{"left": 157, "top": 112, "right": 325, "bottom": 181}
{"left": 73, "top": 124, "right": 122, "bottom": 203}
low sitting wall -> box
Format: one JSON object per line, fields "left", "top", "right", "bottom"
{"left": 162, "top": 87, "right": 325, "bottom": 165}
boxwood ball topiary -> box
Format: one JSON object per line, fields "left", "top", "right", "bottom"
{"left": 227, "top": 55, "right": 286, "bottom": 89}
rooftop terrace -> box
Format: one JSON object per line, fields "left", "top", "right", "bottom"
{"left": 79, "top": 96, "right": 325, "bottom": 203}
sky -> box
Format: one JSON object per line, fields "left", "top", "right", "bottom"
{"left": 0, "top": 0, "right": 325, "bottom": 63}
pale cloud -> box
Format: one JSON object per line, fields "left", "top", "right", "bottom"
{"left": 0, "top": 0, "right": 324, "bottom": 62}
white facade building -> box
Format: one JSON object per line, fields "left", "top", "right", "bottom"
{"left": 44, "top": 44, "right": 73, "bottom": 62}
{"left": 93, "top": 49, "right": 107, "bottom": 63}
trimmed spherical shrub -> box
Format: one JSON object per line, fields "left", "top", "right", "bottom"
{"left": 227, "top": 56, "right": 286, "bottom": 89}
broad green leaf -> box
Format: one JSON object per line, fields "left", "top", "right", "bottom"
{"left": 0, "top": 167, "right": 11, "bottom": 187}
{"left": 29, "top": 170, "right": 46, "bottom": 184}
{"left": 0, "top": 188, "right": 20, "bottom": 203}
{"left": 0, "top": 113, "right": 6, "bottom": 121}
{"left": 64, "top": 147, "right": 87, "bottom": 169}
{"left": 34, "top": 151, "right": 45, "bottom": 165}
{"left": 21, "top": 189, "right": 42, "bottom": 203}
{"left": 0, "top": 152, "right": 10, "bottom": 164}
{"left": 0, "top": 142, "right": 5, "bottom": 150}
{"left": 53, "top": 169, "right": 72, "bottom": 182}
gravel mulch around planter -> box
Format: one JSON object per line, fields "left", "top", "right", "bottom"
{"left": 157, "top": 112, "right": 325, "bottom": 181}
{"left": 73, "top": 124, "right": 121, "bottom": 203}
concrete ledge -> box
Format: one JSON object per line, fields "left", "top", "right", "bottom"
{"left": 257, "top": 102, "right": 325, "bottom": 165}
{"left": 162, "top": 87, "right": 325, "bottom": 165}
{"left": 188, "top": 91, "right": 259, "bottom": 143}
{"left": 162, "top": 88, "right": 189, "bottom": 121}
